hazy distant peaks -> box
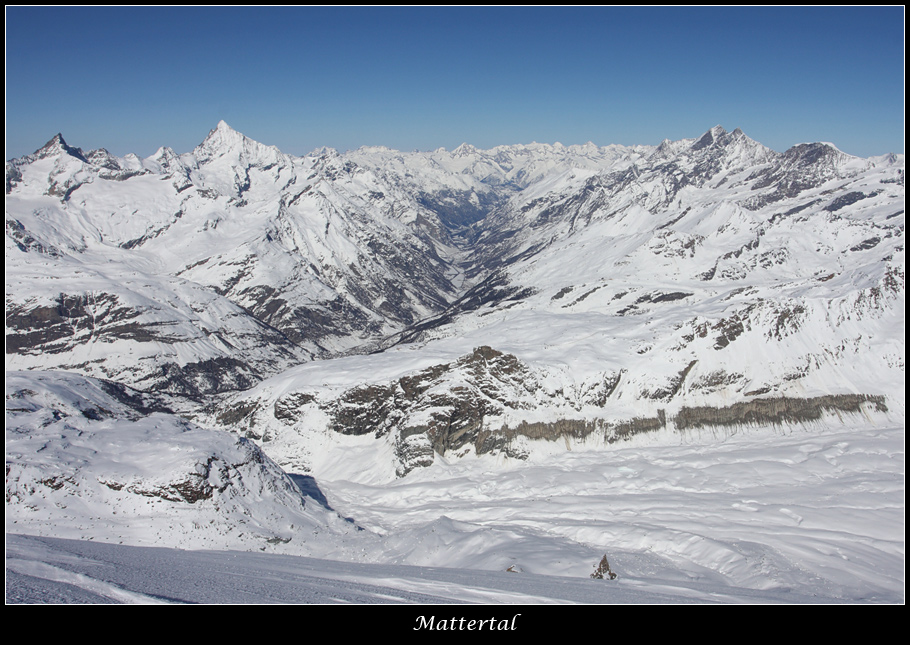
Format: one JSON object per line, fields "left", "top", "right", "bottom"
{"left": 453, "top": 142, "right": 478, "bottom": 157}
{"left": 17, "top": 123, "right": 882, "bottom": 177}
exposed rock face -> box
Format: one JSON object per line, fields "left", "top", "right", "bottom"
{"left": 675, "top": 395, "right": 888, "bottom": 431}
{"left": 273, "top": 391, "right": 316, "bottom": 423}
{"left": 213, "top": 346, "right": 626, "bottom": 476}
{"left": 212, "top": 345, "right": 895, "bottom": 478}
{"left": 6, "top": 290, "right": 306, "bottom": 398}
{"left": 316, "top": 346, "right": 559, "bottom": 474}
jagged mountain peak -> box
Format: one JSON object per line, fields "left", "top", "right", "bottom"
{"left": 689, "top": 125, "right": 768, "bottom": 155}
{"left": 196, "top": 120, "right": 247, "bottom": 154}
{"left": 774, "top": 140, "right": 867, "bottom": 178}
{"left": 726, "top": 127, "right": 766, "bottom": 150}
{"left": 193, "top": 120, "right": 284, "bottom": 167}
{"left": 84, "top": 147, "right": 122, "bottom": 169}
{"left": 309, "top": 145, "right": 342, "bottom": 160}
{"left": 452, "top": 142, "right": 478, "bottom": 157}
{"left": 653, "top": 135, "right": 697, "bottom": 160}
{"left": 149, "top": 145, "right": 180, "bottom": 164}
{"left": 140, "top": 146, "right": 193, "bottom": 178}
{"left": 32, "top": 133, "right": 87, "bottom": 162}
{"left": 642, "top": 126, "right": 774, "bottom": 173}
{"left": 204, "top": 119, "right": 246, "bottom": 142}
{"left": 691, "top": 125, "right": 728, "bottom": 150}
{"left": 40, "top": 132, "right": 66, "bottom": 149}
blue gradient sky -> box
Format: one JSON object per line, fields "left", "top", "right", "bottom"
{"left": 5, "top": 6, "right": 905, "bottom": 159}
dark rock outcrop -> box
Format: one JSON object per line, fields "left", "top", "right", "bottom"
{"left": 675, "top": 394, "right": 887, "bottom": 431}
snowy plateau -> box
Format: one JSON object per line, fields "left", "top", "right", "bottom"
{"left": 5, "top": 122, "right": 905, "bottom": 604}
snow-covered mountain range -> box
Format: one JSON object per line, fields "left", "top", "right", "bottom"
{"left": 5, "top": 123, "right": 905, "bottom": 601}
{"left": 6, "top": 122, "right": 904, "bottom": 476}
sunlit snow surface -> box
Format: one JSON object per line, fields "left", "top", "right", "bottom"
{"left": 315, "top": 422, "right": 904, "bottom": 603}
{"left": 8, "top": 415, "right": 903, "bottom": 603}
{"left": 3, "top": 532, "right": 833, "bottom": 604}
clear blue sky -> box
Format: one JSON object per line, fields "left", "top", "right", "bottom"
{"left": 5, "top": 6, "right": 905, "bottom": 159}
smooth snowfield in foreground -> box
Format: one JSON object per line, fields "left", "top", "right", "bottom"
{"left": 4, "top": 532, "right": 830, "bottom": 604}
{"left": 8, "top": 422, "right": 903, "bottom": 604}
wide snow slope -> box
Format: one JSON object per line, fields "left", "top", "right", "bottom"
{"left": 6, "top": 532, "right": 850, "bottom": 604}
{"left": 5, "top": 371, "right": 364, "bottom": 556}
{"left": 8, "top": 422, "right": 903, "bottom": 603}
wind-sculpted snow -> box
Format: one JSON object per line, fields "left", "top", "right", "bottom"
{"left": 7, "top": 418, "right": 904, "bottom": 603}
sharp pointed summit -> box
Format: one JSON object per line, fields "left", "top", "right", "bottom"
{"left": 452, "top": 142, "right": 478, "bottom": 157}
{"left": 691, "top": 125, "right": 728, "bottom": 151}
{"left": 194, "top": 120, "right": 248, "bottom": 160}
{"left": 33, "top": 133, "right": 88, "bottom": 162}
{"left": 193, "top": 120, "right": 284, "bottom": 169}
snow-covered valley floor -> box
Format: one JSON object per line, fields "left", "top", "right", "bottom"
{"left": 7, "top": 421, "right": 903, "bottom": 604}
